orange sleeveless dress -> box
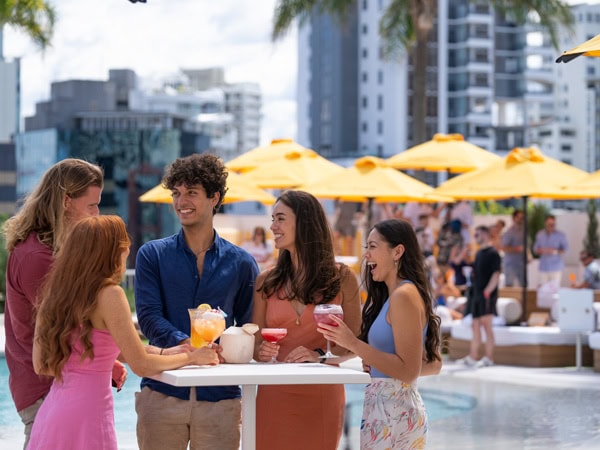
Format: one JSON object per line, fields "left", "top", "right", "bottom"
{"left": 255, "top": 292, "right": 345, "bottom": 450}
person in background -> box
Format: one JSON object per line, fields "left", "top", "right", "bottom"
{"left": 252, "top": 190, "right": 361, "bottom": 450}
{"left": 27, "top": 216, "right": 219, "bottom": 450}
{"left": 317, "top": 219, "right": 442, "bottom": 449}
{"left": 533, "top": 214, "right": 568, "bottom": 286}
{"left": 489, "top": 219, "right": 506, "bottom": 252}
{"left": 459, "top": 225, "right": 501, "bottom": 368}
{"left": 415, "top": 213, "right": 435, "bottom": 258}
{"left": 571, "top": 249, "right": 600, "bottom": 289}
{"left": 333, "top": 200, "right": 363, "bottom": 255}
{"left": 501, "top": 209, "right": 527, "bottom": 287}
{"left": 241, "top": 226, "right": 275, "bottom": 269}
{"left": 134, "top": 153, "right": 259, "bottom": 450}
{"left": 2, "top": 158, "right": 127, "bottom": 449}
{"left": 448, "top": 200, "right": 474, "bottom": 245}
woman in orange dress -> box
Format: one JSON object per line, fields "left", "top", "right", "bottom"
{"left": 252, "top": 190, "right": 361, "bottom": 450}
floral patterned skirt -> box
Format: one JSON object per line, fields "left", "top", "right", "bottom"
{"left": 360, "top": 378, "right": 427, "bottom": 450}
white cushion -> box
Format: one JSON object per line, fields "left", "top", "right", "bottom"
{"left": 589, "top": 332, "right": 600, "bottom": 350}
{"left": 450, "top": 322, "right": 589, "bottom": 346}
{"left": 496, "top": 297, "right": 522, "bottom": 323}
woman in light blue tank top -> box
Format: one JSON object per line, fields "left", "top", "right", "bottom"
{"left": 318, "top": 219, "right": 442, "bottom": 449}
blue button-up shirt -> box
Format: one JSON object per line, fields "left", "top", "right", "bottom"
{"left": 135, "top": 229, "right": 259, "bottom": 402}
{"left": 533, "top": 229, "right": 568, "bottom": 272}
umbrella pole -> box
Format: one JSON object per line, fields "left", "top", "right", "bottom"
{"left": 521, "top": 196, "right": 529, "bottom": 323}
{"left": 367, "top": 198, "right": 374, "bottom": 232}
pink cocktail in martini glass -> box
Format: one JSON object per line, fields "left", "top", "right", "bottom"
{"left": 260, "top": 328, "right": 287, "bottom": 363}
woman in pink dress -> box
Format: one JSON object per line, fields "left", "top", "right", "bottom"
{"left": 252, "top": 190, "right": 362, "bottom": 450}
{"left": 28, "top": 216, "right": 220, "bottom": 450}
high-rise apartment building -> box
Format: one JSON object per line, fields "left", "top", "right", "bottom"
{"left": 298, "top": 0, "right": 600, "bottom": 173}
{"left": 0, "top": 53, "right": 19, "bottom": 213}
{"left": 182, "top": 68, "right": 262, "bottom": 154}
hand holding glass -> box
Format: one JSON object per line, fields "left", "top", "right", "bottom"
{"left": 313, "top": 304, "right": 344, "bottom": 358}
{"left": 260, "top": 328, "right": 287, "bottom": 363}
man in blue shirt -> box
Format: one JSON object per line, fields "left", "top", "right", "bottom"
{"left": 134, "top": 153, "right": 259, "bottom": 450}
{"left": 533, "top": 215, "right": 568, "bottom": 286}
{"left": 572, "top": 249, "right": 600, "bottom": 290}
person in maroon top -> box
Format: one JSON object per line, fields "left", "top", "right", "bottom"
{"left": 2, "top": 158, "right": 111, "bottom": 448}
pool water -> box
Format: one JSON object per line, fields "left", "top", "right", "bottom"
{"left": 3, "top": 358, "right": 600, "bottom": 449}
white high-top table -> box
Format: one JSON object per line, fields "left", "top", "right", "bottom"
{"left": 150, "top": 362, "right": 370, "bottom": 450}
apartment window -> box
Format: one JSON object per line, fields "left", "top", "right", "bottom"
{"left": 377, "top": 121, "right": 383, "bottom": 135}
{"left": 362, "top": 48, "right": 368, "bottom": 58}
{"left": 561, "top": 144, "right": 573, "bottom": 152}
{"left": 377, "top": 144, "right": 384, "bottom": 155}
{"left": 362, "top": 24, "right": 368, "bottom": 34}
{"left": 362, "top": 72, "right": 368, "bottom": 82}
{"left": 378, "top": 70, "right": 384, "bottom": 84}
{"left": 377, "top": 95, "right": 383, "bottom": 110}
{"left": 362, "top": 96, "right": 368, "bottom": 108}
{"left": 474, "top": 73, "right": 488, "bottom": 87}
{"left": 362, "top": 122, "right": 368, "bottom": 132}
{"left": 362, "top": 0, "right": 367, "bottom": 10}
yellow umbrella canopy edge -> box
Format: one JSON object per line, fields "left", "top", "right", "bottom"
{"left": 556, "top": 33, "right": 600, "bottom": 63}
{"left": 139, "top": 171, "right": 276, "bottom": 205}
{"left": 553, "top": 169, "right": 600, "bottom": 200}
{"left": 238, "top": 149, "right": 344, "bottom": 189}
{"left": 225, "top": 138, "right": 312, "bottom": 172}
{"left": 432, "top": 147, "right": 589, "bottom": 200}
{"left": 385, "top": 133, "right": 500, "bottom": 173}
{"left": 299, "top": 156, "right": 452, "bottom": 203}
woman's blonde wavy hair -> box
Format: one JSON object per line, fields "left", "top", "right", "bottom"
{"left": 34, "top": 215, "right": 130, "bottom": 381}
{"left": 3, "top": 159, "right": 103, "bottom": 252}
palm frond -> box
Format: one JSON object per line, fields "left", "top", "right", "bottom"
{"left": 272, "top": 0, "right": 356, "bottom": 41}
{"left": 0, "top": 0, "right": 56, "bottom": 50}
{"left": 489, "top": 0, "right": 574, "bottom": 49}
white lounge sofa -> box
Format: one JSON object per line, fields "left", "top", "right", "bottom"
{"left": 448, "top": 321, "right": 593, "bottom": 367}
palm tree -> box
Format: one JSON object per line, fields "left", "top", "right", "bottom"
{"left": 272, "top": 0, "right": 573, "bottom": 147}
{"left": 0, "top": 0, "right": 56, "bottom": 58}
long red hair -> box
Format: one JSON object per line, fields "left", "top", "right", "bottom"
{"left": 35, "top": 215, "right": 130, "bottom": 381}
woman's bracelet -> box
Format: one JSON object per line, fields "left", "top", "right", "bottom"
{"left": 314, "top": 348, "right": 326, "bottom": 362}
{"left": 159, "top": 348, "right": 164, "bottom": 355}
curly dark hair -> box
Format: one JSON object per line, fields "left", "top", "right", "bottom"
{"left": 360, "top": 219, "right": 441, "bottom": 364}
{"left": 258, "top": 190, "right": 341, "bottom": 305}
{"left": 163, "top": 153, "right": 228, "bottom": 214}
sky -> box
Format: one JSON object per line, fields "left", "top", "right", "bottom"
{"left": 2, "top": 0, "right": 298, "bottom": 145}
{"left": 2, "top": 0, "right": 599, "bottom": 148}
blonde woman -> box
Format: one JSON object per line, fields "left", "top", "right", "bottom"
{"left": 2, "top": 158, "right": 115, "bottom": 448}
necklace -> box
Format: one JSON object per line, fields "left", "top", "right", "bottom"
{"left": 193, "top": 243, "right": 212, "bottom": 257}
{"left": 290, "top": 299, "right": 305, "bottom": 326}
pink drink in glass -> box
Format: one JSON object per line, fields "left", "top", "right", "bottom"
{"left": 260, "top": 328, "right": 287, "bottom": 343}
{"left": 313, "top": 304, "right": 344, "bottom": 358}
{"left": 260, "top": 328, "right": 287, "bottom": 363}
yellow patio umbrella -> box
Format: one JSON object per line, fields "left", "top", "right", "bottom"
{"left": 226, "top": 138, "right": 312, "bottom": 173}
{"left": 299, "top": 156, "right": 451, "bottom": 230}
{"left": 556, "top": 33, "right": 600, "bottom": 63}
{"left": 239, "top": 149, "right": 344, "bottom": 189}
{"left": 554, "top": 170, "right": 600, "bottom": 199}
{"left": 432, "top": 147, "right": 588, "bottom": 200}
{"left": 139, "top": 171, "right": 276, "bottom": 205}
{"left": 386, "top": 133, "right": 501, "bottom": 173}
{"left": 432, "top": 147, "right": 589, "bottom": 318}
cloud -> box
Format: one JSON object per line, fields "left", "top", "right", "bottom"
{"left": 3, "top": 0, "right": 297, "bottom": 145}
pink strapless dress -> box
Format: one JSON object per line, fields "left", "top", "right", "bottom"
{"left": 27, "top": 328, "right": 120, "bottom": 450}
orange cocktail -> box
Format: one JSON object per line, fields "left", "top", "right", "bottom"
{"left": 188, "top": 306, "right": 226, "bottom": 348}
